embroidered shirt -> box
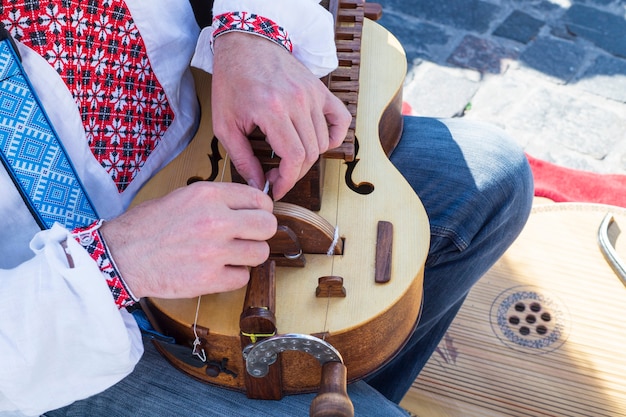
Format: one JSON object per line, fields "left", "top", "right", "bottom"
{"left": 2, "top": 0, "right": 174, "bottom": 192}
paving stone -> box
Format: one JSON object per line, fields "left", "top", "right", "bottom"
{"left": 605, "top": 140, "right": 626, "bottom": 172}
{"left": 533, "top": 150, "right": 608, "bottom": 174}
{"left": 447, "top": 34, "right": 519, "bottom": 74}
{"left": 377, "top": 0, "right": 626, "bottom": 176}
{"left": 572, "top": 0, "right": 614, "bottom": 6}
{"left": 575, "top": 55, "right": 626, "bottom": 103}
{"left": 510, "top": 89, "right": 624, "bottom": 161}
{"left": 549, "top": 24, "right": 578, "bottom": 41}
{"left": 377, "top": 12, "right": 451, "bottom": 65}
{"left": 464, "top": 70, "right": 535, "bottom": 136}
{"left": 535, "top": 0, "right": 563, "bottom": 12}
{"left": 379, "top": 0, "right": 501, "bottom": 33}
{"left": 562, "top": 4, "right": 626, "bottom": 58}
{"left": 519, "top": 37, "right": 587, "bottom": 83}
{"left": 493, "top": 10, "right": 545, "bottom": 44}
{"left": 510, "top": 0, "right": 563, "bottom": 19}
{"left": 403, "top": 63, "right": 480, "bottom": 118}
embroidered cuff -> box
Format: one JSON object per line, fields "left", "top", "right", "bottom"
{"left": 211, "top": 12, "right": 293, "bottom": 54}
{"left": 71, "top": 220, "right": 138, "bottom": 309}
{"left": 191, "top": 1, "right": 337, "bottom": 77}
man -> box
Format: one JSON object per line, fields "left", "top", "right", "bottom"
{"left": 0, "top": 1, "right": 534, "bottom": 415}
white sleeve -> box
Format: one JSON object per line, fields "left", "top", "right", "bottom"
{"left": 0, "top": 224, "right": 143, "bottom": 416}
{"left": 191, "top": 0, "right": 338, "bottom": 77}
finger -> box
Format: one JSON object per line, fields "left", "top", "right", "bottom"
{"left": 228, "top": 208, "right": 277, "bottom": 242}
{"left": 225, "top": 240, "right": 271, "bottom": 267}
{"left": 261, "top": 118, "right": 307, "bottom": 200}
{"left": 202, "top": 265, "right": 251, "bottom": 294}
{"left": 186, "top": 182, "right": 274, "bottom": 213}
{"left": 223, "top": 183, "right": 275, "bottom": 213}
{"left": 311, "top": 109, "right": 330, "bottom": 155}
{"left": 325, "top": 95, "right": 352, "bottom": 149}
{"left": 218, "top": 130, "right": 266, "bottom": 191}
{"left": 291, "top": 110, "right": 322, "bottom": 174}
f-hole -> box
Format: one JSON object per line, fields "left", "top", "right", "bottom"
{"left": 345, "top": 137, "right": 374, "bottom": 195}
{"left": 187, "top": 136, "right": 223, "bottom": 184}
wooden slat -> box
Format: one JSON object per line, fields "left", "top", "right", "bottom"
{"left": 402, "top": 203, "right": 626, "bottom": 417}
{"left": 323, "top": 0, "right": 365, "bottom": 163}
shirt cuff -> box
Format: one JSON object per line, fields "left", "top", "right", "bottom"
{"left": 71, "top": 220, "right": 139, "bottom": 309}
{"left": 191, "top": 0, "right": 338, "bottom": 77}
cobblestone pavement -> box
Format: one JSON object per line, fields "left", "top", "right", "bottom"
{"left": 374, "top": 0, "right": 626, "bottom": 174}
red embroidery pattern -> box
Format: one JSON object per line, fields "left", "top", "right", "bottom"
{"left": 212, "top": 12, "right": 292, "bottom": 53}
{"left": 1, "top": 0, "right": 174, "bottom": 192}
{"left": 72, "top": 220, "right": 138, "bottom": 309}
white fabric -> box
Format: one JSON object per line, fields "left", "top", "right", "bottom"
{"left": 0, "top": 0, "right": 338, "bottom": 415}
{"left": 0, "top": 0, "right": 198, "bottom": 414}
{"left": 0, "top": 164, "right": 41, "bottom": 269}
{"left": 0, "top": 225, "right": 142, "bottom": 416}
{"left": 191, "top": 0, "right": 338, "bottom": 77}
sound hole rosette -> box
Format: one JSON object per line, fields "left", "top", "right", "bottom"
{"left": 490, "top": 285, "right": 571, "bottom": 354}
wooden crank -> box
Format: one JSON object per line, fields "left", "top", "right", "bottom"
{"left": 131, "top": 2, "right": 429, "bottom": 415}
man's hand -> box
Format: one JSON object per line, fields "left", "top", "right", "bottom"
{"left": 100, "top": 182, "right": 277, "bottom": 299}
{"left": 211, "top": 32, "right": 351, "bottom": 200}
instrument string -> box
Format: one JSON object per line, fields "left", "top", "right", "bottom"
{"left": 258, "top": 152, "right": 339, "bottom": 343}
{"left": 321, "top": 160, "right": 344, "bottom": 341}
{"left": 327, "top": 226, "right": 340, "bottom": 256}
{"left": 191, "top": 152, "right": 231, "bottom": 362}
{"left": 191, "top": 295, "right": 206, "bottom": 362}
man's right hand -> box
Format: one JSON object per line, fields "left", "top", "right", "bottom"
{"left": 100, "top": 182, "right": 277, "bottom": 299}
{"left": 211, "top": 32, "right": 351, "bottom": 201}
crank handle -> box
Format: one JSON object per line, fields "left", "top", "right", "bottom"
{"left": 310, "top": 361, "right": 354, "bottom": 417}
{"left": 243, "top": 334, "right": 354, "bottom": 417}
{"left": 598, "top": 213, "right": 626, "bottom": 287}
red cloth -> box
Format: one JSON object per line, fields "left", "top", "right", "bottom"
{"left": 527, "top": 154, "right": 626, "bottom": 207}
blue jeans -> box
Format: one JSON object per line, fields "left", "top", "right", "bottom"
{"left": 45, "top": 116, "right": 534, "bottom": 416}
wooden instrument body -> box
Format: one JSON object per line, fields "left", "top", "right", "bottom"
{"left": 132, "top": 20, "right": 429, "bottom": 394}
{"left": 403, "top": 202, "right": 626, "bottom": 417}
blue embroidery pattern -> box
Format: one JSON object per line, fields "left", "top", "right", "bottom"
{"left": 0, "top": 39, "right": 98, "bottom": 229}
